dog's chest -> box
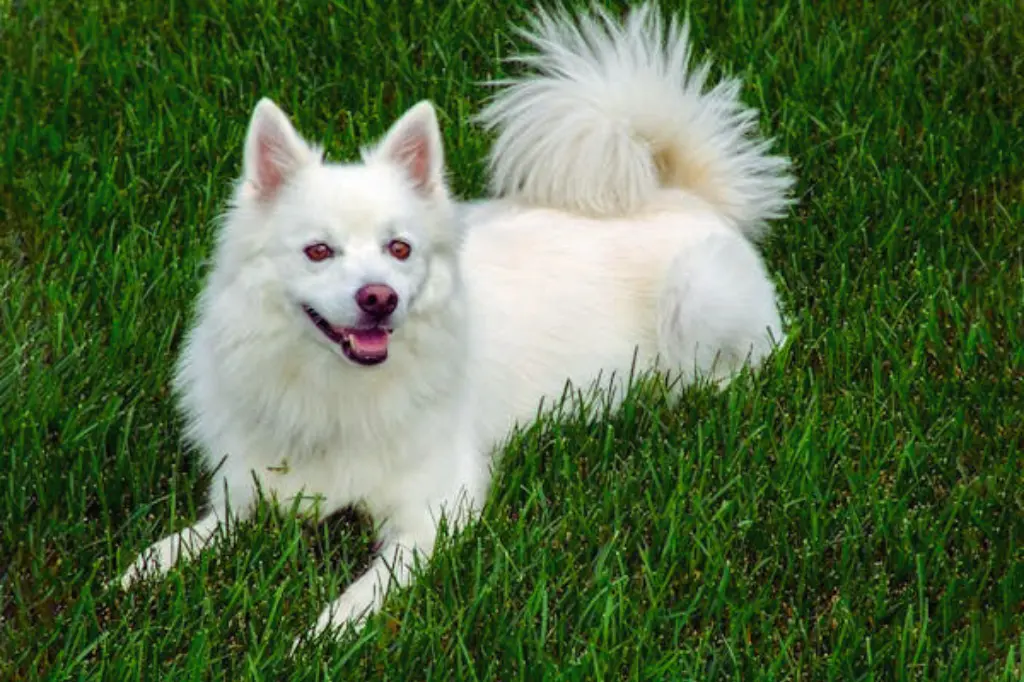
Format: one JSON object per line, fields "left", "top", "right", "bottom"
{"left": 245, "top": 436, "right": 401, "bottom": 518}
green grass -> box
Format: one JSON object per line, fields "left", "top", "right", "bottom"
{"left": 2, "top": 0, "right": 1022, "bottom": 679}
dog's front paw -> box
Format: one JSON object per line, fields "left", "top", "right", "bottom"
{"left": 292, "top": 576, "right": 382, "bottom": 653}
{"left": 315, "top": 578, "right": 380, "bottom": 635}
{"left": 116, "top": 531, "right": 191, "bottom": 590}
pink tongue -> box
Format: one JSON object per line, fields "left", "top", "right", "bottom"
{"left": 347, "top": 328, "right": 389, "bottom": 358}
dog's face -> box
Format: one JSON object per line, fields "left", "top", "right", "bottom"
{"left": 228, "top": 99, "right": 461, "bottom": 367}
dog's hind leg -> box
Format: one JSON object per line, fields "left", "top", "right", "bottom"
{"left": 656, "top": 230, "right": 785, "bottom": 386}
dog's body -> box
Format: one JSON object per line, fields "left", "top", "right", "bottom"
{"left": 118, "top": 4, "right": 794, "bottom": 643}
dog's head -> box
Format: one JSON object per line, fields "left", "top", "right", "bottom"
{"left": 223, "top": 99, "right": 462, "bottom": 367}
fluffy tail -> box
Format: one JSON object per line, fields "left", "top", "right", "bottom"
{"left": 476, "top": 3, "right": 795, "bottom": 240}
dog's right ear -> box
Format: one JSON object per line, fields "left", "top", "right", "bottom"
{"left": 242, "top": 98, "right": 313, "bottom": 201}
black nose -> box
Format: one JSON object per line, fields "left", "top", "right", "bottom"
{"left": 355, "top": 283, "right": 398, "bottom": 318}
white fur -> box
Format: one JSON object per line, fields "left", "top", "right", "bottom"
{"left": 117, "top": 2, "right": 794, "bottom": 647}
{"left": 476, "top": 3, "right": 794, "bottom": 240}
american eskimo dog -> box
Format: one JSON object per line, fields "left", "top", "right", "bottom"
{"left": 117, "top": 3, "right": 794, "bottom": 644}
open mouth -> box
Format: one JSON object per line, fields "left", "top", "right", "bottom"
{"left": 302, "top": 305, "right": 391, "bottom": 366}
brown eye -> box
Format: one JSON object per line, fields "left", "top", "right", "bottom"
{"left": 303, "top": 243, "right": 334, "bottom": 262}
{"left": 388, "top": 239, "right": 412, "bottom": 261}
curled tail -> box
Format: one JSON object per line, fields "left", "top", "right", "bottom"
{"left": 476, "top": 3, "right": 795, "bottom": 240}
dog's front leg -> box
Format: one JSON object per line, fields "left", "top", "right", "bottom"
{"left": 305, "top": 514, "right": 437, "bottom": 643}
{"left": 117, "top": 512, "right": 224, "bottom": 589}
{"left": 300, "top": 464, "right": 486, "bottom": 646}
{"left": 293, "top": 424, "right": 489, "bottom": 651}
{"left": 116, "top": 480, "right": 255, "bottom": 589}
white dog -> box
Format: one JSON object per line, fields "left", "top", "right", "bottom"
{"left": 117, "top": 3, "right": 794, "bottom": 645}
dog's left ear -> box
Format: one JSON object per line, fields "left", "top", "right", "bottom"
{"left": 375, "top": 101, "right": 446, "bottom": 198}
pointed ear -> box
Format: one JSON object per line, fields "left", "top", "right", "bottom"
{"left": 242, "top": 98, "right": 313, "bottom": 200}
{"left": 374, "top": 101, "right": 445, "bottom": 196}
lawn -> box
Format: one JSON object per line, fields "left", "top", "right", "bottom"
{"left": 1, "top": 0, "right": 1022, "bottom": 679}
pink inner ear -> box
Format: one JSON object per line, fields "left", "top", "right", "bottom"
{"left": 257, "top": 136, "right": 285, "bottom": 195}
{"left": 393, "top": 131, "right": 432, "bottom": 190}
